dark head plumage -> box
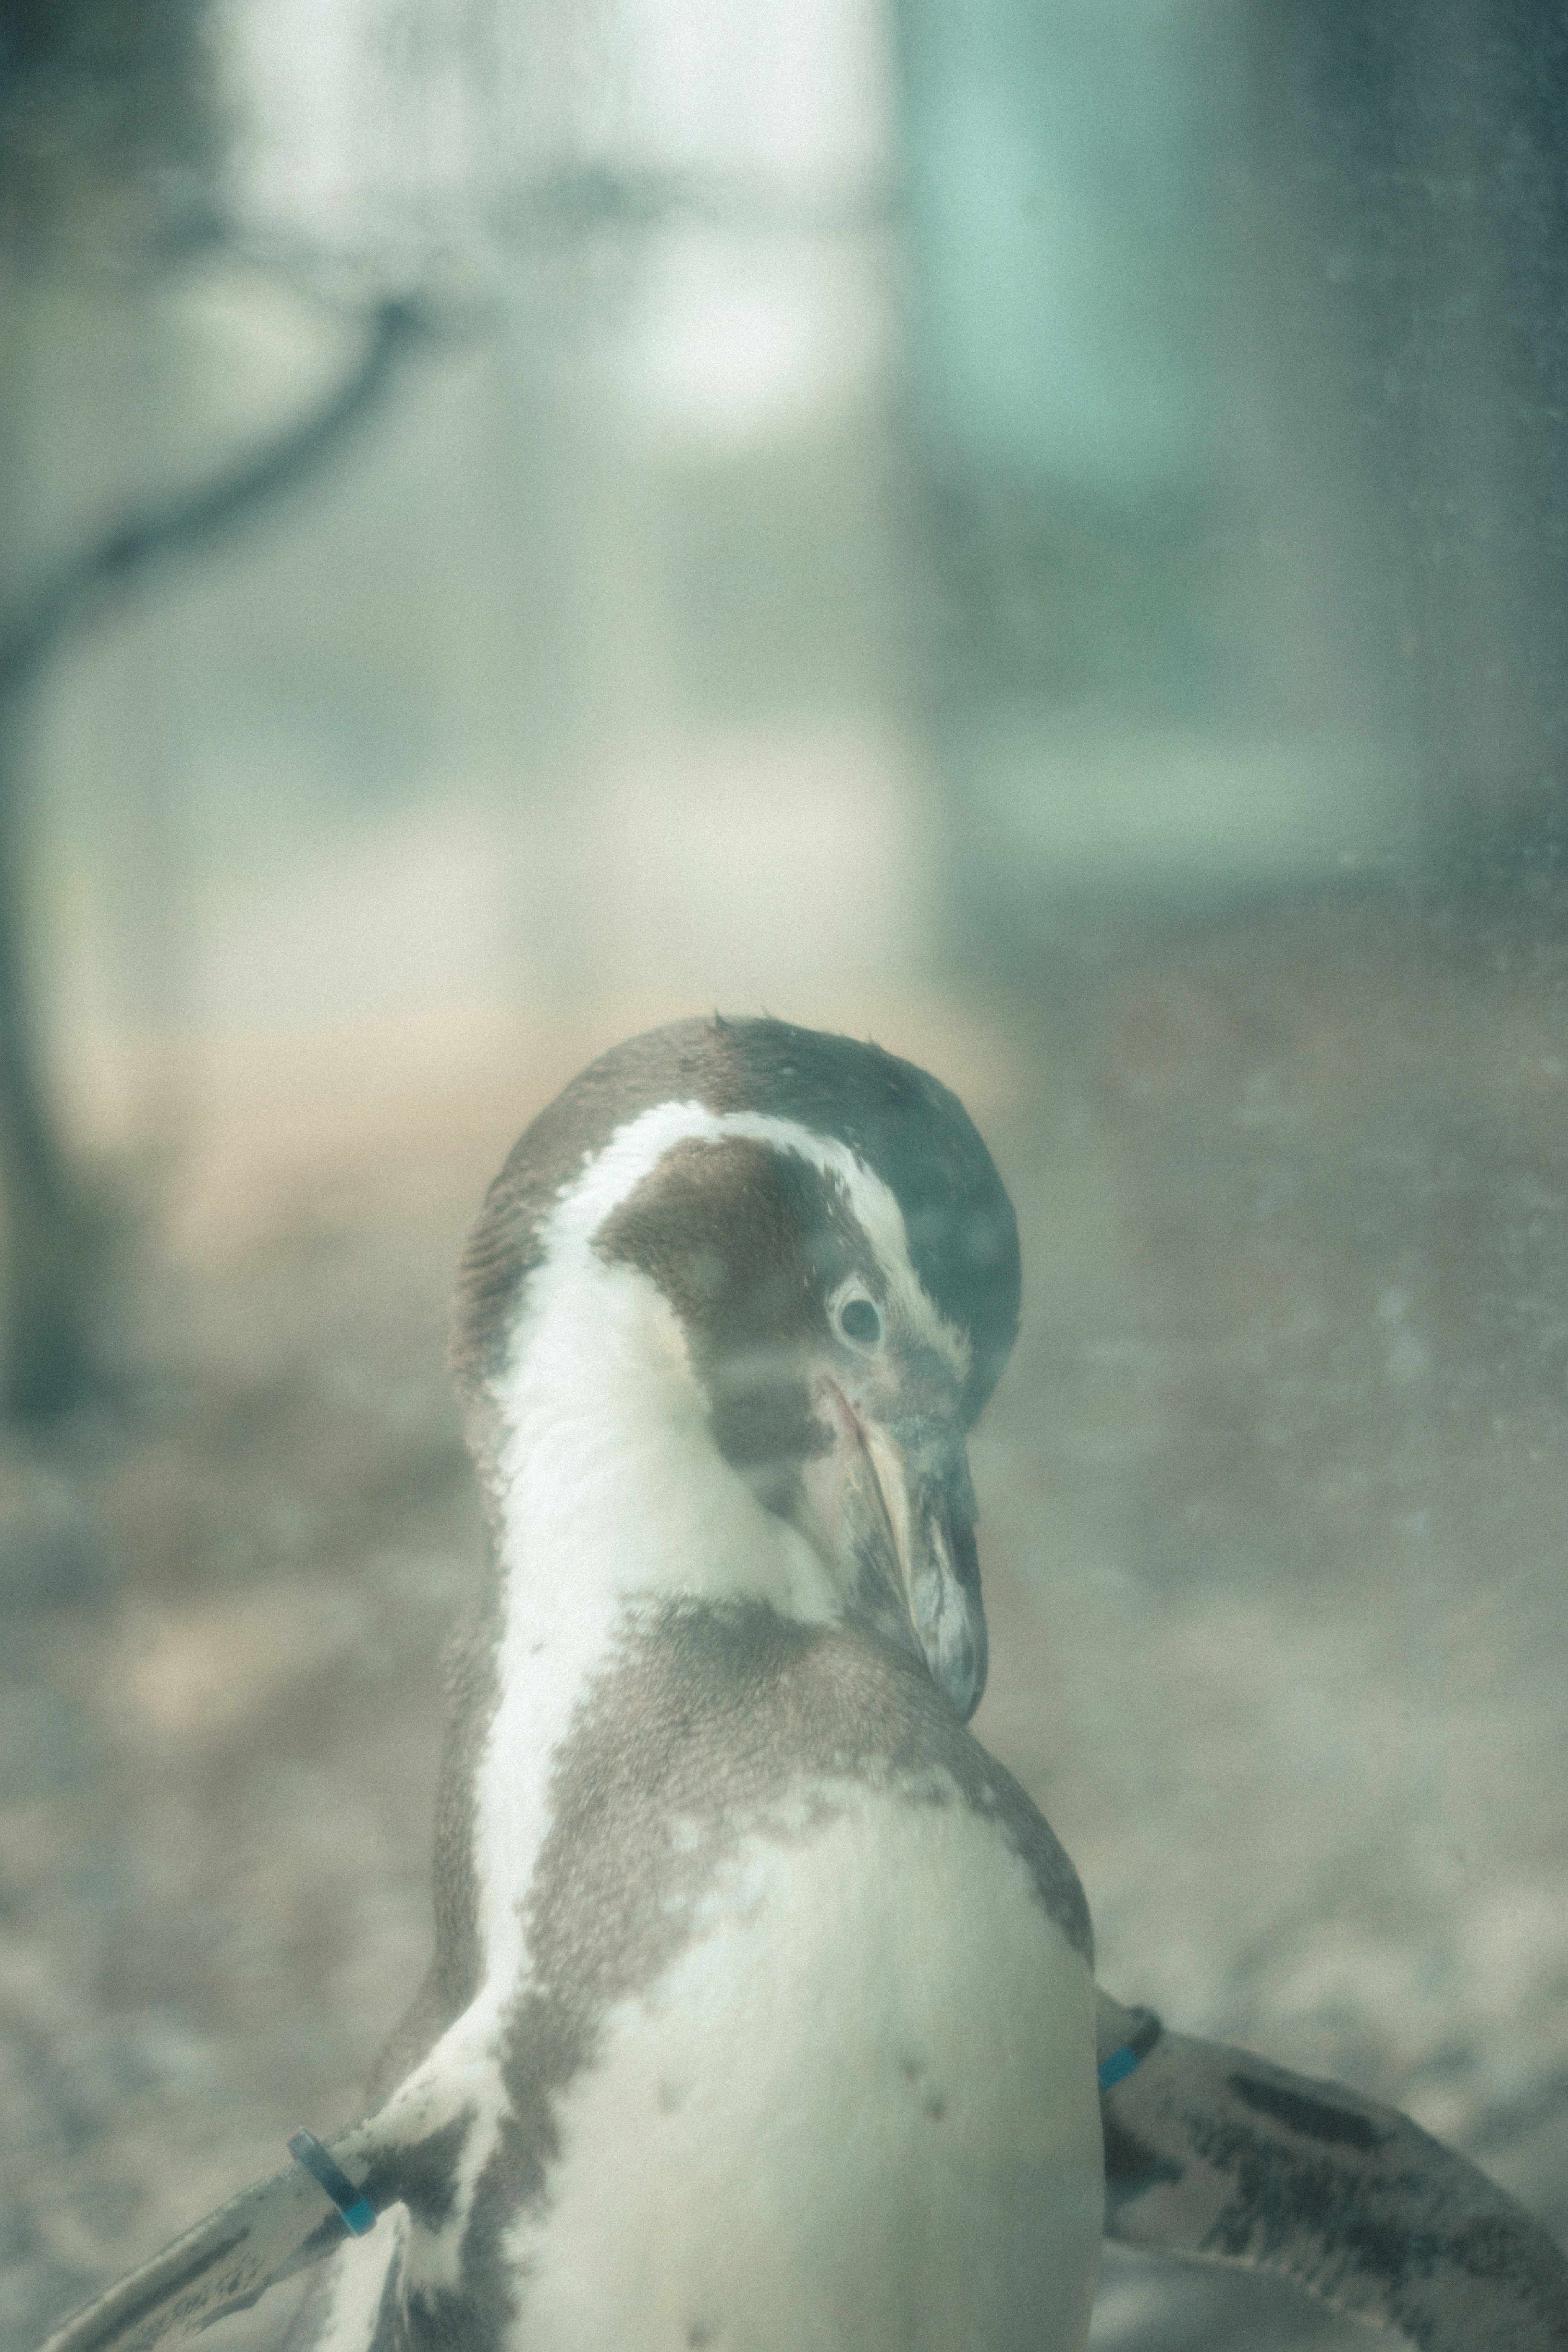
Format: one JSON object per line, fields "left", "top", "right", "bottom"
{"left": 450, "top": 1016, "right": 1021, "bottom": 1443}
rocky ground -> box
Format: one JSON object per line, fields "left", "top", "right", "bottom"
{"left": 3, "top": 884, "right": 1566, "bottom": 2352}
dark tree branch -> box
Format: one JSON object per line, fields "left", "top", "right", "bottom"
{"left": 0, "top": 294, "right": 424, "bottom": 700}
{"left": 0, "top": 290, "right": 424, "bottom": 1417}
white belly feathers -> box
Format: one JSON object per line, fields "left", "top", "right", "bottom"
{"left": 507, "top": 1788, "right": 1101, "bottom": 2352}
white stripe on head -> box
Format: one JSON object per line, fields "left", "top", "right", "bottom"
{"left": 519, "top": 1100, "right": 972, "bottom": 1394}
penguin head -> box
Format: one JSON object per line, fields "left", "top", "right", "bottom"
{"left": 451, "top": 1017, "right": 1021, "bottom": 1721}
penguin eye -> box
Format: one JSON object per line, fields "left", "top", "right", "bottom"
{"left": 836, "top": 1292, "right": 883, "bottom": 1350}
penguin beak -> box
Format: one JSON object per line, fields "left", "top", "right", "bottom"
{"left": 835, "top": 1410, "right": 988, "bottom": 1722}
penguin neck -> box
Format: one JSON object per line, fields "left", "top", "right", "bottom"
{"left": 488, "top": 1252, "right": 837, "bottom": 1639}
{"left": 454, "top": 1250, "right": 838, "bottom": 2015}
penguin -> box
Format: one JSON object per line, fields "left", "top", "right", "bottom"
{"left": 34, "top": 1018, "right": 1568, "bottom": 2352}
{"left": 300, "top": 1011, "right": 1105, "bottom": 2352}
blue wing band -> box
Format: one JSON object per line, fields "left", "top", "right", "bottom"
{"left": 287, "top": 2129, "right": 377, "bottom": 2236}
{"left": 1098, "top": 2005, "right": 1163, "bottom": 2093}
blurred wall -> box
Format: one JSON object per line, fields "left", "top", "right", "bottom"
{"left": 1248, "top": 0, "right": 1568, "bottom": 889}
{"left": 7, "top": 0, "right": 940, "bottom": 1194}
{"left": 10, "top": 0, "right": 1568, "bottom": 1137}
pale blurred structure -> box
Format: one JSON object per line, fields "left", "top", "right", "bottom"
{"left": 8, "top": 1, "right": 1565, "bottom": 1103}
{"left": 10, "top": 0, "right": 925, "bottom": 1150}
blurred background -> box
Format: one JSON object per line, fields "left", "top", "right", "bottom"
{"left": 1, "top": 1, "right": 1566, "bottom": 2346}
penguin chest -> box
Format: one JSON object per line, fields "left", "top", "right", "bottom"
{"left": 508, "top": 1789, "right": 1103, "bottom": 2352}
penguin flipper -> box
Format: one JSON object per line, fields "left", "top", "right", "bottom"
{"left": 1096, "top": 1989, "right": 1568, "bottom": 2350}
{"left": 34, "top": 2118, "right": 387, "bottom": 2352}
